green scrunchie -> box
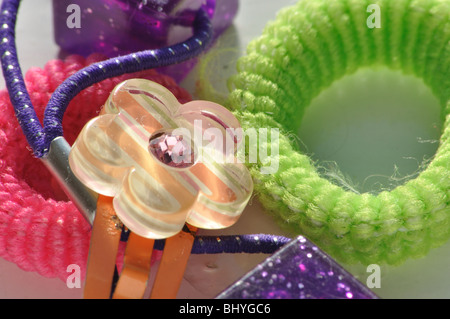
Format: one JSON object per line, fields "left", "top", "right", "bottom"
{"left": 228, "top": 0, "right": 449, "bottom": 265}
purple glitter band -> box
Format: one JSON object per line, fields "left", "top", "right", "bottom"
{"left": 53, "top": 0, "right": 238, "bottom": 57}
{"left": 0, "top": 0, "right": 213, "bottom": 158}
{"left": 217, "top": 236, "right": 379, "bottom": 299}
{"left": 190, "top": 234, "right": 291, "bottom": 254}
{"left": 52, "top": 0, "right": 238, "bottom": 82}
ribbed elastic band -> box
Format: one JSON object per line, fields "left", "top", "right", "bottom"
{"left": 228, "top": 0, "right": 449, "bottom": 265}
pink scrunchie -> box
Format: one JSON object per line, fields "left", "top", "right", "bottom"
{"left": 0, "top": 53, "right": 191, "bottom": 281}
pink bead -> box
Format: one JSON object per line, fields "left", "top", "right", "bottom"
{"left": 149, "top": 131, "right": 195, "bottom": 168}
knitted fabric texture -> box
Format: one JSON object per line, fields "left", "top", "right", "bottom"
{"left": 228, "top": 0, "right": 450, "bottom": 265}
{"left": 0, "top": 54, "right": 191, "bottom": 280}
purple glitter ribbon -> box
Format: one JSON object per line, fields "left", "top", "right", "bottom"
{"left": 53, "top": 0, "right": 238, "bottom": 82}
{"left": 216, "top": 236, "right": 379, "bottom": 299}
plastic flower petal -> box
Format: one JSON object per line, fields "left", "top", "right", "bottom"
{"left": 69, "top": 79, "right": 253, "bottom": 239}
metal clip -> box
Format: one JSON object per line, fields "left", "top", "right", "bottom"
{"left": 41, "top": 136, "right": 97, "bottom": 226}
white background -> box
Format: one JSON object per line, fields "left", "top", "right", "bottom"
{"left": 0, "top": 0, "right": 449, "bottom": 299}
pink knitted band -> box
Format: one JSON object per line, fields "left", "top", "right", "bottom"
{"left": 0, "top": 54, "right": 191, "bottom": 281}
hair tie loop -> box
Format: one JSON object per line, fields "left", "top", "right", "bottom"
{"left": 228, "top": 0, "right": 450, "bottom": 265}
